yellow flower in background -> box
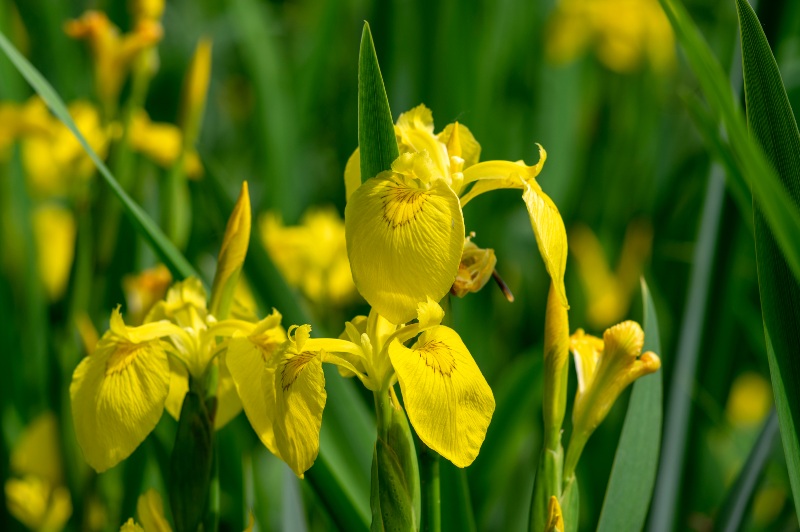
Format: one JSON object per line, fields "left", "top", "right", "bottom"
{"left": 565, "top": 321, "right": 660, "bottom": 476}
{"left": 570, "top": 220, "right": 652, "bottom": 329}
{"left": 180, "top": 38, "right": 213, "bottom": 150}
{"left": 546, "top": 0, "right": 675, "bottom": 73}
{"left": 261, "top": 207, "right": 358, "bottom": 306}
{"left": 227, "top": 297, "right": 494, "bottom": 476}
{"left": 123, "top": 264, "right": 173, "bottom": 325}
{"left": 132, "top": 0, "right": 166, "bottom": 23}
{"left": 345, "top": 104, "right": 566, "bottom": 324}
{"left": 21, "top": 98, "right": 110, "bottom": 198}
{"left": 725, "top": 372, "right": 772, "bottom": 428}
{"left": 32, "top": 204, "right": 76, "bottom": 301}
{"left": 5, "top": 413, "right": 72, "bottom": 531}
{"left": 129, "top": 111, "right": 203, "bottom": 178}
{"left": 65, "top": 11, "right": 162, "bottom": 114}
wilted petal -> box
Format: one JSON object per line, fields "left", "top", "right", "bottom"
{"left": 389, "top": 326, "right": 494, "bottom": 467}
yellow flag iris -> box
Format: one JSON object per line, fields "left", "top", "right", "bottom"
{"left": 227, "top": 298, "right": 495, "bottom": 476}
{"left": 564, "top": 320, "right": 661, "bottom": 477}
{"left": 345, "top": 104, "right": 566, "bottom": 324}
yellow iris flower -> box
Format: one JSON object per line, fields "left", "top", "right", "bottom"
{"left": 5, "top": 413, "right": 72, "bottom": 532}
{"left": 226, "top": 297, "right": 495, "bottom": 476}
{"left": 129, "top": 111, "right": 203, "bottom": 178}
{"left": 70, "top": 184, "right": 262, "bottom": 472}
{"left": 546, "top": 0, "right": 675, "bottom": 73}
{"left": 122, "top": 264, "right": 173, "bottom": 325}
{"left": 65, "top": 11, "right": 162, "bottom": 114}
{"left": 565, "top": 320, "right": 661, "bottom": 476}
{"left": 344, "top": 104, "right": 566, "bottom": 324}
{"left": 260, "top": 208, "right": 358, "bottom": 305}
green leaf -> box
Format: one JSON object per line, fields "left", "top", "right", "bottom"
{"left": 560, "top": 476, "right": 579, "bottom": 532}
{"left": 597, "top": 279, "right": 663, "bottom": 532}
{"left": 358, "top": 22, "right": 399, "bottom": 182}
{"left": 0, "top": 30, "right": 198, "bottom": 281}
{"left": 658, "top": 0, "right": 800, "bottom": 284}
{"left": 714, "top": 410, "right": 779, "bottom": 532}
{"left": 170, "top": 391, "right": 214, "bottom": 532}
{"left": 737, "top": 0, "right": 800, "bottom": 517}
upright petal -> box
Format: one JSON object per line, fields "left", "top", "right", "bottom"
{"left": 345, "top": 173, "right": 464, "bottom": 324}
{"left": 70, "top": 312, "right": 171, "bottom": 472}
{"left": 437, "top": 122, "right": 481, "bottom": 169}
{"left": 389, "top": 326, "right": 495, "bottom": 467}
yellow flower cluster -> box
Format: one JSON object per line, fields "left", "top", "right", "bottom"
{"left": 344, "top": 104, "right": 567, "bottom": 324}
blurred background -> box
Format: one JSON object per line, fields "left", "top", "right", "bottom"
{"left": 1, "top": 0, "right": 798, "bottom": 530}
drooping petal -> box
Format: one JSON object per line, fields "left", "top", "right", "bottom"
{"left": 269, "top": 346, "right": 327, "bottom": 477}
{"left": 345, "top": 173, "right": 464, "bottom": 324}
{"left": 389, "top": 326, "right": 494, "bottom": 467}
{"left": 226, "top": 337, "right": 281, "bottom": 458}
{"left": 459, "top": 145, "right": 547, "bottom": 205}
{"left": 214, "top": 354, "right": 243, "bottom": 428}
{"left": 10, "top": 412, "right": 63, "bottom": 485}
{"left": 521, "top": 179, "right": 568, "bottom": 307}
{"left": 70, "top": 312, "right": 172, "bottom": 472}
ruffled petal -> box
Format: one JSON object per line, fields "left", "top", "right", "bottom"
{"left": 389, "top": 326, "right": 494, "bottom": 467}
{"left": 70, "top": 314, "right": 171, "bottom": 472}
{"left": 345, "top": 174, "right": 464, "bottom": 324}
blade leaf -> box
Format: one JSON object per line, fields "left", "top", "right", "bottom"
{"left": 358, "top": 22, "right": 399, "bottom": 183}
{"left": 736, "top": 0, "right": 800, "bottom": 517}
{"left": 597, "top": 278, "right": 663, "bottom": 532}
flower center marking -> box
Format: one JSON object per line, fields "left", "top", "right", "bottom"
{"left": 381, "top": 185, "right": 428, "bottom": 228}
{"left": 281, "top": 351, "right": 316, "bottom": 390}
{"left": 105, "top": 343, "right": 143, "bottom": 375}
{"left": 415, "top": 340, "right": 456, "bottom": 376}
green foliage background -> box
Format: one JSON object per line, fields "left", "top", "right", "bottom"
{"left": 0, "top": 0, "right": 798, "bottom": 530}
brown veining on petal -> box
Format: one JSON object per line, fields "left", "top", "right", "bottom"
{"left": 381, "top": 184, "right": 428, "bottom": 229}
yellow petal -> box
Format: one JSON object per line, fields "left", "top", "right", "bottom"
{"left": 437, "top": 122, "right": 481, "bottom": 169}
{"left": 389, "top": 326, "right": 495, "bottom": 467}
{"left": 345, "top": 149, "right": 361, "bottom": 201}
{"left": 70, "top": 311, "right": 171, "bottom": 472}
{"left": 521, "top": 179, "right": 568, "bottom": 307}
{"left": 546, "top": 496, "right": 564, "bottom": 532}
{"left": 5, "top": 476, "right": 72, "bottom": 531}
{"left": 451, "top": 237, "right": 497, "bottom": 298}
{"left": 394, "top": 104, "right": 449, "bottom": 176}
{"left": 10, "top": 412, "right": 63, "bottom": 485}
{"left": 269, "top": 344, "right": 327, "bottom": 477}
{"left": 215, "top": 354, "right": 243, "bottom": 428}
{"left": 120, "top": 517, "right": 145, "bottom": 532}
{"left": 164, "top": 357, "right": 189, "bottom": 421}
{"left": 32, "top": 204, "right": 76, "bottom": 301}
{"left": 569, "top": 329, "right": 603, "bottom": 394}
{"left": 136, "top": 490, "right": 172, "bottom": 532}
{"left": 459, "top": 145, "right": 547, "bottom": 204}
{"left": 226, "top": 312, "right": 286, "bottom": 457}
{"left": 416, "top": 297, "right": 444, "bottom": 329}
{"left": 345, "top": 171, "right": 464, "bottom": 324}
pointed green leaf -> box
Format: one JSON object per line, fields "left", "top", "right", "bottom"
{"left": 714, "top": 410, "right": 779, "bottom": 532}
{"left": 736, "top": 0, "right": 800, "bottom": 518}
{"left": 0, "top": 31, "right": 198, "bottom": 281}
{"left": 597, "top": 279, "right": 663, "bottom": 532}
{"left": 358, "top": 22, "right": 399, "bottom": 182}
{"left": 658, "top": 0, "right": 800, "bottom": 284}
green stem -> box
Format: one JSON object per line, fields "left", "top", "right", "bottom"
{"left": 420, "top": 442, "right": 441, "bottom": 532}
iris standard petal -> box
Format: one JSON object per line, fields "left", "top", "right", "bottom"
{"left": 345, "top": 176, "right": 464, "bottom": 324}
{"left": 389, "top": 326, "right": 495, "bottom": 467}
